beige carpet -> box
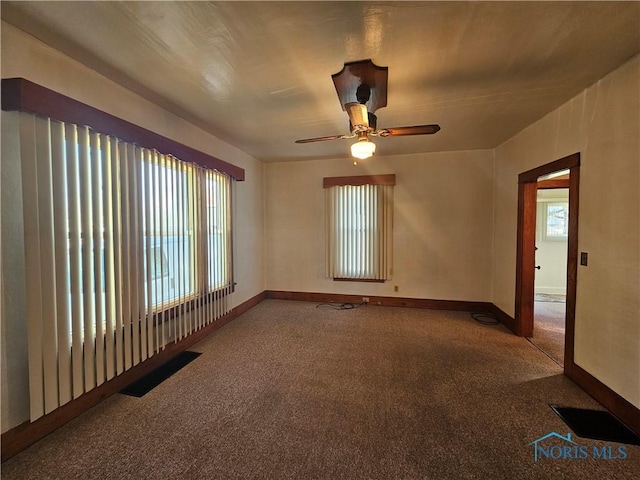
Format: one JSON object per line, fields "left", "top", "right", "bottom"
{"left": 531, "top": 301, "right": 566, "bottom": 365}
{"left": 2, "top": 300, "right": 639, "bottom": 479}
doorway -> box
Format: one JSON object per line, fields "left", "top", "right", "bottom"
{"left": 514, "top": 153, "right": 580, "bottom": 375}
{"left": 531, "top": 177, "right": 569, "bottom": 364}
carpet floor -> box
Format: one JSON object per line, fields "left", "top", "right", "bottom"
{"left": 534, "top": 293, "right": 566, "bottom": 303}
{"left": 2, "top": 300, "right": 639, "bottom": 479}
{"left": 531, "top": 301, "right": 566, "bottom": 365}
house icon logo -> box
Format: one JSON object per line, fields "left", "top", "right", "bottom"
{"left": 529, "top": 432, "right": 576, "bottom": 462}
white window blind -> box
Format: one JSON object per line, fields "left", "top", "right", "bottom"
{"left": 325, "top": 176, "right": 394, "bottom": 281}
{"left": 19, "top": 113, "right": 233, "bottom": 421}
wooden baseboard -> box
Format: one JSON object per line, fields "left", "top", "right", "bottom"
{"left": 234, "top": 291, "right": 267, "bottom": 316}
{"left": 266, "top": 290, "right": 494, "bottom": 313}
{"left": 1, "top": 290, "right": 267, "bottom": 462}
{"left": 488, "top": 304, "right": 517, "bottom": 334}
{"left": 566, "top": 363, "right": 640, "bottom": 437}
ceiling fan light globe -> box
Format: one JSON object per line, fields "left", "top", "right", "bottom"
{"left": 351, "top": 139, "right": 376, "bottom": 160}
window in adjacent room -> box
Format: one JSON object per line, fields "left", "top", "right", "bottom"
{"left": 538, "top": 197, "right": 569, "bottom": 242}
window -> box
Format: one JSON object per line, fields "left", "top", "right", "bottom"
{"left": 62, "top": 139, "right": 231, "bottom": 331}
{"left": 543, "top": 202, "right": 569, "bottom": 240}
{"left": 17, "top": 112, "right": 235, "bottom": 418}
{"left": 141, "top": 157, "right": 196, "bottom": 309}
{"left": 205, "top": 170, "right": 232, "bottom": 291}
{"left": 324, "top": 175, "right": 394, "bottom": 281}
{"left": 537, "top": 190, "right": 569, "bottom": 242}
{"left": 5, "top": 75, "right": 245, "bottom": 423}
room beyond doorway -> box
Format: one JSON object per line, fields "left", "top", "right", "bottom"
{"left": 529, "top": 184, "right": 569, "bottom": 365}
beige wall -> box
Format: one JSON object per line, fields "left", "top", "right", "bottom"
{"left": 492, "top": 55, "right": 640, "bottom": 407}
{"left": 1, "top": 22, "right": 265, "bottom": 431}
{"left": 265, "top": 150, "right": 495, "bottom": 301}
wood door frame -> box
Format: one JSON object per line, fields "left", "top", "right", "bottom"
{"left": 515, "top": 152, "right": 580, "bottom": 375}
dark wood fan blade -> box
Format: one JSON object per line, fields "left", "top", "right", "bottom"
{"left": 295, "top": 134, "right": 347, "bottom": 144}
{"left": 378, "top": 124, "right": 440, "bottom": 136}
{"left": 345, "top": 102, "right": 369, "bottom": 128}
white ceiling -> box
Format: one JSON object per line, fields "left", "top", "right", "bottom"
{"left": 2, "top": 1, "right": 639, "bottom": 162}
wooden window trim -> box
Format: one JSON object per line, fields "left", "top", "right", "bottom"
{"left": 151, "top": 284, "right": 237, "bottom": 325}
{"left": 1, "top": 77, "right": 245, "bottom": 181}
{"left": 323, "top": 174, "right": 395, "bottom": 188}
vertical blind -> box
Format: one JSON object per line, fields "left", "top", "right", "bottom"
{"left": 325, "top": 182, "right": 393, "bottom": 280}
{"left": 19, "top": 113, "right": 233, "bottom": 421}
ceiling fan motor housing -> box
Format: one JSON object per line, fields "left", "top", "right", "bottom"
{"left": 350, "top": 112, "right": 377, "bottom": 134}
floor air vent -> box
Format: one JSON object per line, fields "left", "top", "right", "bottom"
{"left": 120, "top": 351, "right": 202, "bottom": 397}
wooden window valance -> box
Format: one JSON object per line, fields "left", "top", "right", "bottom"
{"left": 323, "top": 174, "right": 396, "bottom": 188}
{"left": 1, "top": 77, "right": 245, "bottom": 181}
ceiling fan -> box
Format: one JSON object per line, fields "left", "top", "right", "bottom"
{"left": 295, "top": 59, "right": 440, "bottom": 162}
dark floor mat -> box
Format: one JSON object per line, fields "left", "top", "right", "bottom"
{"left": 120, "top": 351, "right": 201, "bottom": 397}
{"left": 551, "top": 405, "right": 640, "bottom": 446}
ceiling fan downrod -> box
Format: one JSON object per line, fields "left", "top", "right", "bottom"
{"left": 356, "top": 83, "right": 371, "bottom": 105}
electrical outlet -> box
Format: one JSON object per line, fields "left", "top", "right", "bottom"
{"left": 580, "top": 252, "right": 588, "bottom": 266}
{"left": 362, "top": 297, "right": 369, "bottom": 303}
